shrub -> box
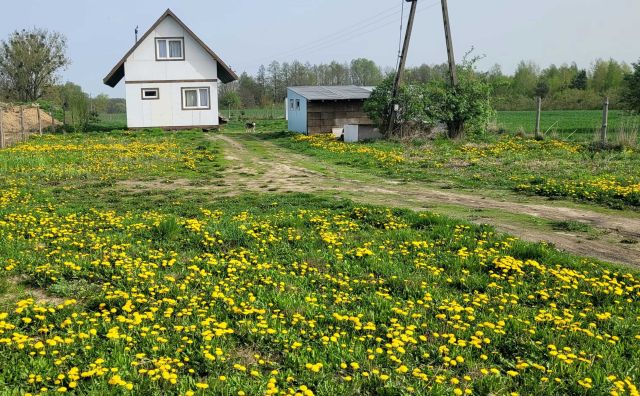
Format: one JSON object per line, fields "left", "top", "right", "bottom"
{"left": 423, "top": 60, "right": 494, "bottom": 138}
{"left": 621, "top": 60, "right": 640, "bottom": 114}
{"left": 365, "top": 59, "right": 494, "bottom": 139}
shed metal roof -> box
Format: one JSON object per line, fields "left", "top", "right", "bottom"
{"left": 288, "top": 86, "right": 373, "bottom": 101}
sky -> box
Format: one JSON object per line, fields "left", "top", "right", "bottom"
{"left": 2, "top": 0, "right": 639, "bottom": 98}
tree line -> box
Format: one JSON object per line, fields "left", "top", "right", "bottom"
{"left": 221, "top": 57, "right": 637, "bottom": 112}
{"left": 219, "top": 58, "right": 386, "bottom": 109}
{"left": 1, "top": 27, "right": 638, "bottom": 127}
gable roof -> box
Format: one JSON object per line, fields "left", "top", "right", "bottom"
{"left": 288, "top": 86, "right": 373, "bottom": 101}
{"left": 103, "top": 9, "right": 238, "bottom": 87}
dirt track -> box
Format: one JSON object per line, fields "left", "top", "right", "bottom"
{"left": 120, "top": 133, "right": 640, "bottom": 268}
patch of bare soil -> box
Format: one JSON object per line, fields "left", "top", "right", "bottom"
{"left": 5, "top": 276, "right": 66, "bottom": 306}
{"left": 118, "top": 133, "right": 640, "bottom": 268}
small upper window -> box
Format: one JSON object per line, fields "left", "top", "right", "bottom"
{"left": 182, "top": 87, "right": 210, "bottom": 110}
{"left": 141, "top": 88, "right": 159, "bottom": 100}
{"left": 289, "top": 99, "right": 294, "bottom": 111}
{"left": 295, "top": 99, "right": 300, "bottom": 111}
{"left": 156, "top": 38, "right": 184, "bottom": 60}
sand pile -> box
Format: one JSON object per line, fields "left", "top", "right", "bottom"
{"left": 0, "top": 103, "right": 61, "bottom": 133}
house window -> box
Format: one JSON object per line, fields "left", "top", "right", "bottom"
{"left": 141, "top": 88, "right": 159, "bottom": 100}
{"left": 295, "top": 99, "right": 300, "bottom": 111}
{"left": 289, "top": 99, "right": 294, "bottom": 111}
{"left": 182, "top": 87, "right": 210, "bottom": 110}
{"left": 156, "top": 38, "right": 184, "bottom": 60}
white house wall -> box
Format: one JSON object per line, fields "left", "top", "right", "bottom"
{"left": 123, "top": 15, "right": 220, "bottom": 128}
{"left": 126, "top": 81, "right": 218, "bottom": 128}
{"left": 125, "top": 17, "right": 218, "bottom": 81}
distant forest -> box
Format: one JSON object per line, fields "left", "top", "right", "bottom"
{"left": 219, "top": 58, "right": 633, "bottom": 111}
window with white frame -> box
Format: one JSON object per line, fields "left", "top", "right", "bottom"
{"left": 156, "top": 38, "right": 184, "bottom": 60}
{"left": 295, "top": 99, "right": 300, "bottom": 111}
{"left": 182, "top": 87, "right": 210, "bottom": 110}
{"left": 141, "top": 88, "right": 159, "bottom": 100}
{"left": 289, "top": 99, "right": 294, "bottom": 111}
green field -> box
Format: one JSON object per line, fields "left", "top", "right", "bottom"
{"left": 496, "top": 110, "right": 640, "bottom": 139}
{"left": 0, "top": 130, "right": 639, "bottom": 395}
{"left": 268, "top": 127, "right": 640, "bottom": 210}
{"left": 94, "top": 109, "right": 639, "bottom": 142}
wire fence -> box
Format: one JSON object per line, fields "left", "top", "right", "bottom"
{"left": 221, "top": 106, "right": 286, "bottom": 121}
{"left": 0, "top": 104, "right": 60, "bottom": 149}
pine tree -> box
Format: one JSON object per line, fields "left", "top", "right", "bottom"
{"left": 570, "top": 70, "right": 588, "bottom": 90}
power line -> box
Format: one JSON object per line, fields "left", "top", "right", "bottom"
{"left": 252, "top": 2, "right": 439, "bottom": 65}
{"left": 288, "top": 2, "right": 438, "bottom": 61}
{"left": 251, "top": 4, "right": 403, "bottom": 64}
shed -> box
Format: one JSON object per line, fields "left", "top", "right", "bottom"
{"left": 287, "top": 86, "right": 374, "bottom": 135}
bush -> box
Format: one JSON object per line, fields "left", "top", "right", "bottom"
{"left": 621, "top": 60, "right": 640, "bottom": 113}
{"left": 365, "top": 59, "right": 494, "bottom": 138}
{"left": 364, "top": 76, "right": 433, "bottom": 130}
{"left": 423, "top": 60, "right": 494, "bottom": 138}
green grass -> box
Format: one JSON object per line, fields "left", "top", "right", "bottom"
{"left": 1, "top": 129, "right": 639, "bottom": 395}
{"left": 264, "top": 128, "right": 640, "bottom": 210}
{"left": 496, "top": 110, "right": 640, "bottom": 140}
{"left": 90, "top": 113, "right": 127, "bottom": 131}
{"left": 225, "top": 107, "right": 286, "bottom": 121}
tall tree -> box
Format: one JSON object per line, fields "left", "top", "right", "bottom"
{"left": 621, "top": 60, "right": 640, "bottom": 113}
{"left": 238, "top": 72, "right": 260, "bottom": 108}
{"left": 256, "top": 65, "right": 268, "bottom": 105}
{"left": 93, "top": 93, "right": 110, "bottom": 114}
{"left": 350, "top": 58, "right": 383, "bottom": 86}
{"left": 0, "top": 28, "right": 70, "bottom": 102}
{"left": 511, "top": 61, "right": 539, "bottom": 96}
{"left": 570, "top": 70, "right": 588, "bottom": 90}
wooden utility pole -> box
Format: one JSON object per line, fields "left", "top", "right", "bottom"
{"left": 441, "top": 0, "right": 458, "bottom": 87}
{"left": 386, "top": 0, "right": 418, "bottom": 135}
{"left": 535, "top": 97, "right": 542, "bottom": 139}
{"left": 601, "top": 96, "right": 609, "bottom": 145}
{"left": 440, "top": 0, "right": 464, "bottom": 138}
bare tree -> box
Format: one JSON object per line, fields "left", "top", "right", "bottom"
{"left": 0, "top": 28, "right": 70, "bottom": 102}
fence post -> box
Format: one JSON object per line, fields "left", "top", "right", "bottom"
{"left": 601, "top": 96, "right": 609, "bottom": 145}
{"left": 535, "top": 97, "right": 542, "bottom": 140}
{"left": 0, "top": 106, "right": 4, "bottom": 149}
{"left": 20, "top": 106, "right": 25, "bottom": 142}
{"left": 37, "top": 105, "right": 43, "bottom": 135}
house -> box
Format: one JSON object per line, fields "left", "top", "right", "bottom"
{"left": 103, "top": 9, "right": 238, "bottom": 130}
{"left": 287, "top": 86, "right": 375, "bottom": 135}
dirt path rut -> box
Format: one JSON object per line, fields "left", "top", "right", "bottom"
{"left": 122, "top": 133, "right": 640, "bottom": 267}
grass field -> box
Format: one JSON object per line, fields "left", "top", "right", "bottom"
{"left": 94, "top": 109, "right": 640, "bottom": 140}
{"left": 268, "top": 130, "right": 640, "bottom": 210}
{"left": 0, "top": 130, "right": 639, "bottom": 395}
{"left": 496, "top": 110, "right": 640, "bottom": 140}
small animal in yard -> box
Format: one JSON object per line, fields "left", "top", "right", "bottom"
{"left": 245, "top": 122, "right": 256, "bottom": 132}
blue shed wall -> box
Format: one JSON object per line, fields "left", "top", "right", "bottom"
{"left": 287, "top": 90, "right": 308, "bottom": 134}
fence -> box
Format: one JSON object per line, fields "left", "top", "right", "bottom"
{"left": 0, "top": 104, "right": 59, "bottom": 149}
{"left": 223, "top": 106, "right": 286, "bottom": 121}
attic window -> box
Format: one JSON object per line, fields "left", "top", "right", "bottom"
{"left": 156, "top": 38, "right": 184, "bottom": 60}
